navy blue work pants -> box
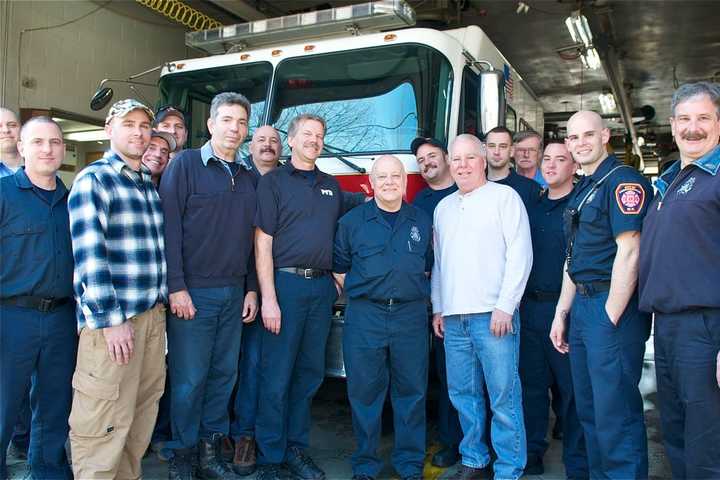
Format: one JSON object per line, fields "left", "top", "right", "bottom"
{"left": 10, "top": 393, "right": 31, "bottom": 453}
{"left": 432, "top": 333, "right": 463, "bottom": 448}
{"left": 654, "top": 308, "right": 720, "bottom": 479}
{"left": 0, "top": 304, "right": 77, "bottom": 480}
{"left": 344, "top": 299, "right": 428, "bottom": 478}
{"left": 519, "top": 299, "right": 587, "bottom": 478}
{"left": 255, "top": 272, "right": 335, "bottom": 465}
{"left": 569, "top": 291, "right": 649, "bottom": 479}
{"left": 167, "top": 286, "right": 244, "bottom": 450}
{"left": 231, "top": 318, "right": 262, "bottom": 440}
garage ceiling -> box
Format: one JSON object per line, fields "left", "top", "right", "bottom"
{"left": 145, "top": 0, "right": 720, "bottom": 164}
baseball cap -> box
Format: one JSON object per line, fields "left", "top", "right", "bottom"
{"left": 154, "top": 106, "right": 186, "bottom": 127}
{"left": 150, "top": 130, "right": 177, "bottom": 153}
{"left": 105, "top": 99, "right": 154, "bottom": 125}
{"left": 410, "top": 137, "right": 447, "bottom": 156}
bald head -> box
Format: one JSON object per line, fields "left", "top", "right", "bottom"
{"left": 371, "top": 155, "right": 406, "bottom": 210}
{"left": 565, "top": 110, "right": 610, "bottom": 171}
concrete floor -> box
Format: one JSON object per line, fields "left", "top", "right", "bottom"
{"left": 6, "top": 341, "right": 671, "bottom": 480}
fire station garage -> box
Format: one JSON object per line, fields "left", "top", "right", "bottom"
{"left": 2, "top": 0, "right": 719, "bottom": 479}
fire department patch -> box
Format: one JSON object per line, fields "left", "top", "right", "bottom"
{"left": 615, "top": 183, "right": 645, "bottom": 214}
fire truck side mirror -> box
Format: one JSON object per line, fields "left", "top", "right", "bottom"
{"left": 90, "top": 87, "right": 114, "bottom": 111}
{"left": 479, "top": 70, "right": 506, "bottom": 135}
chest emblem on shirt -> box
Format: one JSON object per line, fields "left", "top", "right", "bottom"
{"left": 615, "top": 183, "right": 645, "bottom": 215}
{"left": 676, "top": 177, "right": 695, "bottom": 196}
{"left": 410, "top": 225, "right": 421, "bottom": 243}
{"left": 320, "top": 188, "right": 334, "bottom": 196}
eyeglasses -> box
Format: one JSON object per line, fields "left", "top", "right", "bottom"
{"left": 515, "top": 147, "right": 538, "bottom": 156}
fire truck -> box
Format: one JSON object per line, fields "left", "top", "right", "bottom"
{"left": 155, "top": 0, "right": 544, "bottom": 377}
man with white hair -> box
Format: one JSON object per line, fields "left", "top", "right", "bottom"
{"left": 333, "top": 155, "right": 432, "bottom": 480}
{"left": 432, "top": 134, "right": 532, "bottom": 480}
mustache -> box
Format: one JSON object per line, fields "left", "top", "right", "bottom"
{"left": 260, "top": 146, "right": 276, "bottom": 154}
{"left": 681, "top": 130, "right": 707, "bottom": 141}
{"left": 422, "top": 162, "right": 437, "bottom": 174}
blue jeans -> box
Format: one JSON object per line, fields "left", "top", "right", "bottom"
{"left": 167, "top": 286, "right": 244, "bottom": 450}
{"left": 569, "top": 291, "right": 649, "bottom": 479}
{"left": 344, "top": 299, "right": 428, "bottom": 478}
{"left": 443, "top": 312, "right": 525, "bottom": 480}
{"left": 0, "top": 304, "right": 77, "bottom": 480}
{"left": 255, "top": 272, "right": 336, "bottom": 465}
{"left": 231, "top": 318, "right": 262, "bottom": 440}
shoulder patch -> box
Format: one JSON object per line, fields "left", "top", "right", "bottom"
{"left": 614, "top": 183, "right": 645, "bottom": 214}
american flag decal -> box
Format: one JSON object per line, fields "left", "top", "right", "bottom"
{"left": 503, "top": 64, "right": 514, "bottom": 101}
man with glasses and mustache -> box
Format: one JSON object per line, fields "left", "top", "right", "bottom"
{"left": 0, "top": 108, "right": 22, "bottom": 177}
{"left": 639, "top": 81, "right": 720, "bottom": 479}
{"left": 160, "top": 92, "right": 258, "bottom": 480}
{"left": 513, "top": 130, "right": 547, "bottom": 188}
{"left": 409, "top": 137, "right": 462, "bottom": 469}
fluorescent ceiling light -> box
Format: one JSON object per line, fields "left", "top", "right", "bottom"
{"left": 598, "top": 92, "right": 616, "bottom": 113}
{"left": 65, "top": 129, "right": 109, "bottom": 142}
{"left": 565, "top": 10, "right": 593, "bottom": 48}
{"left": 580, "top": 47, "right": 601, "bottom": 70}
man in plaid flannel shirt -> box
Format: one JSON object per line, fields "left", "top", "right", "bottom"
{"left": 67, "top": 99, "right": 168, "bottom": 479}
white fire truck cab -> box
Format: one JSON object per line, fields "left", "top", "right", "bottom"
{"left": 157, "top": 0, "right": 544, "bottom": 377}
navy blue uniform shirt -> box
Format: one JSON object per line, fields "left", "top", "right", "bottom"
{"left": 255, "top": 161, "right": 343, "bottom": 270}
{"left": 333, "top": 201, "right": 432, "bottom": 302}
{"left": 495, "top": 168, "right": 542, "bottom": 210}
{"left": 525, "top": 189, "right": 573, "bottom": 295}
{"left": 639, "top": 145, "right": 720, "bottom": 313}
{"left": 159, "top": 142, "right": 258, "bottom": 294}
{"left": 566, "top": 155, "right": 652, "bottom": 283}
{"left": 0, "top": 168, "right": 73, "bottom": 299}
{"left": 412, "top": 183, "right": 458, "bottom": 219}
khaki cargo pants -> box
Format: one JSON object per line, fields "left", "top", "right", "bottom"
{"left": 69, "top": 304, "right": 166, "bottom": 479}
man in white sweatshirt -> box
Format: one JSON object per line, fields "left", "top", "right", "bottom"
{"left": 431, "top": 134, "right": 532, "bottom": 480}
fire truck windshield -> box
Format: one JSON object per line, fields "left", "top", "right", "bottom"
{"left": 159, "top": 43, "right": 452, "bottom": 157}
{"left": 269, "top": 43, "right": 452, "bottom": 156}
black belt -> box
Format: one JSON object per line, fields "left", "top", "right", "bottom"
{"left": 1, "top": 296, "right": 72, "bottom": 313}
{"left": 277, "top": 267, "right": 329, "bottom": 279}
{"left": 575, "top": 281, "right": 611, "bottom": 296}
{"left": 524, "top": 290, "right": 560, "bottom": 302}
{"left": 368, "top": 298, "right": 405, "bottom": 306}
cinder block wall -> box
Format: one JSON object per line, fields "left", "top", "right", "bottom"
{"left": 0, "top": 0, "right": 193, "bottom": 119}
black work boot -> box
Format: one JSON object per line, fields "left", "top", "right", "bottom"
{"left": 197, "top": 433, "right": 242, "bottom": 479}
{"left": 285, "top": 446, "right": 326, "bottom": 480}
{"left": 168, "top": 449, "right": 194, "bottom": 480}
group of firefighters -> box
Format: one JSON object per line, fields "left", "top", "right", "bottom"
{"left": 0, "top": 79, "right": 718, "bottom": 480}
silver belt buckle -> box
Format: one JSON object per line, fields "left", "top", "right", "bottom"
{"left": 302, "top": 268, "right": 312, "bottom": 279}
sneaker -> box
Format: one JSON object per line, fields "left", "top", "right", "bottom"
{"left": 285, "top": 446, "right": 325, "bottom": 480}
{"left": 168, "top": 450, "right": 194, "bottom": 480}
{"left": 232, "top": 436, "right": 256, "bottom": 476}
